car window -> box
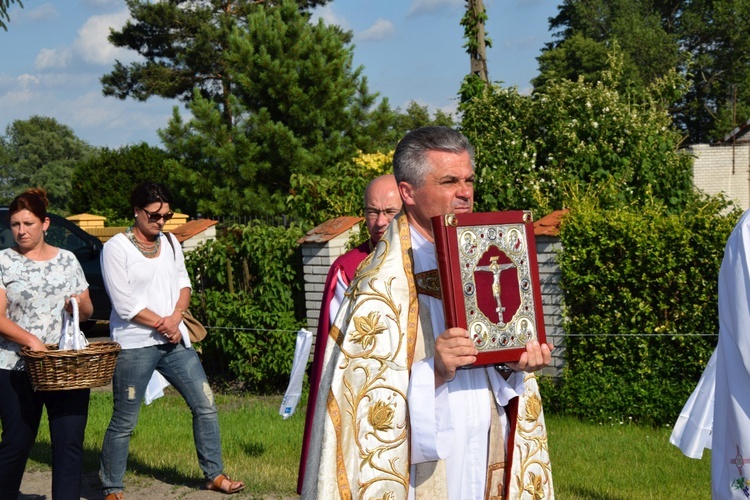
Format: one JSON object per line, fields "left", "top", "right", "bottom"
{"left": 0, "top": 226, "right": 12, "bottom": 249}
{"left": 46, "top": 223, "right": 89, "bottom": 254}
{"left": 0, "top": 212, "right": 100, "bottom": 255}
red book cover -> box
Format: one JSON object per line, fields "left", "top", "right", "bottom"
{"left": 431, "top": 211, "right": 546, "bottom": 365}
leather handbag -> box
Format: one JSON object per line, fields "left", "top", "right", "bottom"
{"left": 183, "top": 309, "right": 207, "bottom": 343}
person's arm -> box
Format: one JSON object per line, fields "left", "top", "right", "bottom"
{"left": 101, "top": 237, "right": 169, "bottom": 336}
{"left": 155, "top": 287, "right": 191, "bottom": 343}
{"left": 433, "top": 327, "right": 478, "bottom": 387}
{"left": 102, "top": 238, "right": 150, "bottom": 320}
{"left": 62, "top": 253, "right": 94, "bottom": 322}
{"left": 0, "top": 288, "right": 45, "bottom": 351}
{"left": 329, "top": 267, "right": 348, "bottom": 327}
{"left": 154, "top": 235, "right": 193, "bottom": 343}
{"left": 65, "top": 289, "right": 93, "bottom": 322}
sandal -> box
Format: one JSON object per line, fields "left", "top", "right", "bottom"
{"left": 206, "top": 473, "right": 245, "bottom": 494}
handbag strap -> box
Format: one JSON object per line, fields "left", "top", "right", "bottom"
{"left": 165, "top": 232, "right": 177, "bottom": 260}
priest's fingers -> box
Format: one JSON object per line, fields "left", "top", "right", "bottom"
{"left": 507, "top": 341, "right": 553, "bottom": 372}
{"left": 434, "top": 328, "right": 477, "bottom": 386}
{"left": 438, "top": 327, "right": 474, "bottom": 342}
{"left": 435, "top": 329, "right": 477, "bottom": 358}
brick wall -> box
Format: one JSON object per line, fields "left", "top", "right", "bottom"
{"left": 300, "top": 232, "right": 354, "bottom": 333}
{"left": 690, "top": 143, "right": 750, "bottom": 210}
{"left": 536, "top": 235, "right": 565, "bottom": 378}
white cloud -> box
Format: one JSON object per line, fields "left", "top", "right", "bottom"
{"left": 311, "top": 5, "right": 350, "bottom": 30}
{"left": 36, "top": 71, "right": 97, "bottom": 89}
{"left": 407, "top": 0, "right": 463, "bottom": 17}
{"left": 17, "top": 74, "right": 42, "bottom": 89}
{"left": 356, "top": 19, "right": 395, "bottom": 42}
{"left": 0, "top": 74, "right": 42, "bottom": 109}
{"left": 64, "top": 92, "right": 123, "bottom": 128}
{"left": 72, "top": 10, "right": 138, "bottom": 66}
{"left": 35, "top": 48, "right": 73, "bottom": 70}
{"left": 23, "top": 3, "right": 60, "bottom": 23}
{"left": 28, "top": 9, "right": 138, "bottom": 72}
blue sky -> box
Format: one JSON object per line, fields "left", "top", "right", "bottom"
{"left": 0, "top": 0, "right": 559, "bottom": 148}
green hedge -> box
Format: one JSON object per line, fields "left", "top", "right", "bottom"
{"left": 544, "top": 194, "right": 740, "bottom": 425}
{"left": 185, "top": 222, "right": 305, "bottom": 393}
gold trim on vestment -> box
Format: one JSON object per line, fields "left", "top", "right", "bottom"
{"left": 399, "top": 215, "right": 419, "bottom": 371}
{"left": 328, "top": 388, "right": 352, "bottom": 499}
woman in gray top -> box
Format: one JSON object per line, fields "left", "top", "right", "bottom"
{"left": 0, "top": 188, "right": 93, "bottom": 500}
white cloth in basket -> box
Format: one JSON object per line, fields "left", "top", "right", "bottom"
{"left": 58, "top": 299, "right": 89, "bottom": 351}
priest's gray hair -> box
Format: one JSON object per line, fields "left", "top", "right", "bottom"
{"left": 393, "top": 126, "right": 475, "bottom": 187}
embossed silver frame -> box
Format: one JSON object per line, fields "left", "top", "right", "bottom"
{"left": 432, "top": 210, "right": 546, "bottom": 365}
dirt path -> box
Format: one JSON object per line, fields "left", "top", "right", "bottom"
{"left": 18, "top": 331, "right": 298, "bottom": 499}
{"left": 19, "top": 468, "right": 297, "bottom": 499}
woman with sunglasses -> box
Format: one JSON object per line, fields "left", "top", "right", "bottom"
{"left": 0, "top": 188, "right": 94, "bottom": 500}
{"left": 99, "top": 182, "right": 243, "bottom": 499}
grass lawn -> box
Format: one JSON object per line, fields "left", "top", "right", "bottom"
{"left": 26, "top": 390, "right": 711, "bottom": 498}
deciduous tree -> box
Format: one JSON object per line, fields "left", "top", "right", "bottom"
{"left": 69, "top": 143, "right": 170, "bottom": 223}
{"left": 0, "top": 116, "right": 93, "bottom": 213}
{"left": 461, "top": 55, "right": 692, "bottom": 215}
{"left": 535, "top": 0, "right": 750, "bottom": 144}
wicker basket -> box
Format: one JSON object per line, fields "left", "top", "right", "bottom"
{"left": 20, "top": 341, "right": 121, "bottom": 391}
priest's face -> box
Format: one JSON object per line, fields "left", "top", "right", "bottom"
{"left": 364, "top": 175, "right": 402, "bottom": 244}
{"left": 399, "top": 149, "right": 474, "bottom": 242}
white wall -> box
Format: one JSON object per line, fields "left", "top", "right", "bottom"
{"left": 690, "top": 143, "right": 750, "bottom": 210}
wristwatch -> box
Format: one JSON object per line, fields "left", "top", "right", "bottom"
{"left": 495, "top": 363, "right": 514, "bottom": 375}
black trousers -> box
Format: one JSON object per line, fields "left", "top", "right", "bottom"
{"left": 0, "top": 369, "right": 90, "bottom": 500}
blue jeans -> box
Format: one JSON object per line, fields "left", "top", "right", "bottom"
{"left": 100, "top": 343, "right": 224, "bottom": 495}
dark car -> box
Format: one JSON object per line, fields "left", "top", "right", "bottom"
{"left": 0, "top": 208, "right": 112, "bottom": 323}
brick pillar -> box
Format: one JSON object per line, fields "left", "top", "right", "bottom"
{"left": 301, "top": 232, "right": 352, "bottom": 333}
{"left": 536, "top": 235, "right": 565, "bottom": 379}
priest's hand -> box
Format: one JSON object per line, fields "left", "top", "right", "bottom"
{"left": 434, "top": 327, "right": 478, "bottom": 387}
{"left": 506, "top": 341, "right": 554, "bottom": 373}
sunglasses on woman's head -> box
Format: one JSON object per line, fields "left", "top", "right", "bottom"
{"left": 142, "top": 208, "right": 174, "bottom": 223}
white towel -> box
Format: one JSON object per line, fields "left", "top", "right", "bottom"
{"left": 58, "top": 299, "right": 89, "bottom": 350}
{"left": 279, "top": 329, "right": 313, "bottom": 419}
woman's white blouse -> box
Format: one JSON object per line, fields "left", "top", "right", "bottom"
{"left": 101, "top": 232, "right": 192, "bottom": 350}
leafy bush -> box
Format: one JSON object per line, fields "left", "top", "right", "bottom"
{"left": 185, "top": 222, "right": 305, "bottom": 393}
{"left": 287, "top": 151, "right": 393, "bottom": 229}
{"left": 461, "top": 56, "right": 692, "bottom": 216}
{"left": 545, "top": 193, "right": 741, "bottom": 425}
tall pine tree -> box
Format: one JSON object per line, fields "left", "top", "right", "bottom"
{"left": 101, "top": 0, "right": 331, "bottom": 129}
{"left": 159, "top": 1, "right": 383, "bottom": 217}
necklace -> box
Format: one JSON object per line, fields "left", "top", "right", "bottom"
{"left": 126, "top": 226, "right": 160, "bottom": 258}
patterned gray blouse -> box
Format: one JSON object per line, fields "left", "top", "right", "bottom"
{"left": 0, "top": 247, "right": 88, "bottom": 370}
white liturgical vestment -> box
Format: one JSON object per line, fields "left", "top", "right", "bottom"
{"left": 713, "top": 209, "right": 750, "bottom": 498}
{"left": 301, "top": 214, "right": 553, "bottom": 499}
{"left": 407, "top": 227, "right": 525, "bottom": 499}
